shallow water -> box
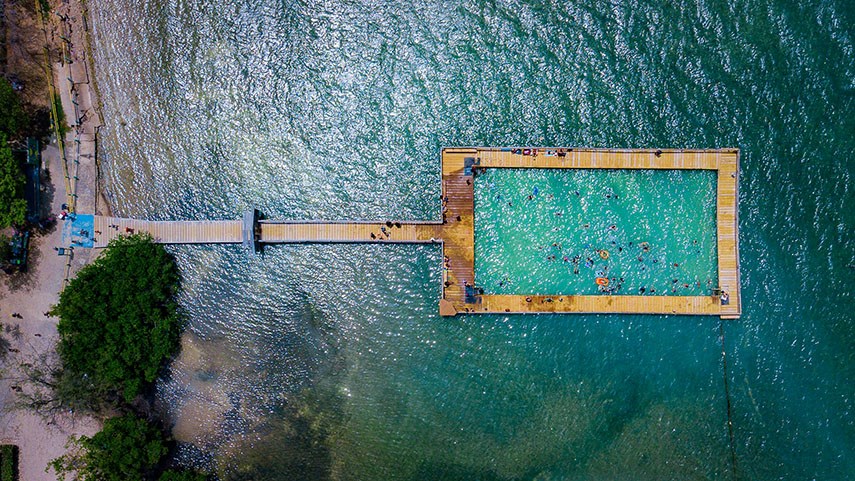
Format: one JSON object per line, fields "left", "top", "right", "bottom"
{"left": 474, "top": 168, "right": 718, "bottom": 296}
{"left": 87, "top": 0, "right": 853, "bottom": 479}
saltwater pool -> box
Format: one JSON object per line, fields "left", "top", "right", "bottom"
{"left": 474, "top": 168, "right": 718, "bottom": 296}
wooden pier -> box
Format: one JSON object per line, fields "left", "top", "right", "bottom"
{"left": 93, "top": 217, "right": 243, "bottom": 246}
{"left": 260, "top": 221, "right": 443, "bottom": 244}
{"left": 90, "top": 147, "right": 740, "bottom": 319}
{"left": 92, "top": 218, "right": 442, "bottom": 247}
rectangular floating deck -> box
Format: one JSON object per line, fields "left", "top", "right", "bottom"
{"left": 439, "top": 147, "right": 741, "bottom": 319}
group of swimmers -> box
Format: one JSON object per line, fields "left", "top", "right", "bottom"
{"left": 503, "top": 236, "right": 711, "bottom": 296}
{"left": 481, "top": 175, "right": 715, "bottom": 295}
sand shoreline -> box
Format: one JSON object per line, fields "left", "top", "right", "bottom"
{"left": 1, "top": 1, "right": 108, "bottom": 479}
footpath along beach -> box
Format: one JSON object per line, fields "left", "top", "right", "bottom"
{"left": 0, "top": 1, "right": 108, "bottom": 479}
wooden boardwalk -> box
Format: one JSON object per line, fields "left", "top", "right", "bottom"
{"left": 91, "top": 147, "right": 740, "bottom": 319}
{"left": 716, "top": 151, "right": 742, "bottom": 319}
{"left": 478, "top": 295, "right": 722, "bottom": 315}
{"left": 93, "top": 217, "right": 443, "bottom": 247}
{"left": 437, "top": 149, "right": 477, "bottom": 315}
{"left": 477, "top": 148, "right": 722, "bottom": 170}
{"left": 93, "top": 217, "right": 242, "bottom": 247}
{"left": 260, "top": 221, "right": 442, "bottom": 244}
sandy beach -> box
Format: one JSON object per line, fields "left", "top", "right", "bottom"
{"left": 1, "top": 0, "right": 106, "bottom": 478}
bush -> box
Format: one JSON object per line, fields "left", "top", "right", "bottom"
{"left": 50, "top": 414, "right": 167, "bottom": 481}
{"left": 0, "top": 137, "right": 26, "bottom": 229}
{"left": 52, "top": 234, "right": 182, "bottom": 405}
{"left": 0, "top": 445, "right": 18, "bottom": 481}
{"left": 0, "top": 80, "right": 26, "bottom": 139}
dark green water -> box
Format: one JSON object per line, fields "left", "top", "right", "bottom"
{"left": 87, "top": 0, "right": 853, "bottom": 479}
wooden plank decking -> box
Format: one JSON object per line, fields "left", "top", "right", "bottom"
{"left": 439, "top": 147, "right": 742, "bottom": 319}
{"left": 93, "top": 217, "right": 443, "bottom": 246}
{"left": 437, "top": 149, "right": 477, "bottom": 314}
{"left": 716, "top": 151, "right": 742, "bottom": 318}
{"left": 91, "top": 147, "right": 740, "bottom": 319}
{"left": 477, "top": 148, "right": 723, "bottom": 170}
{"left": 260, "top": 221, "right": 442, "bottom": 244}
{"left": 93, "top": 216, "right": 242, "bottom": 247}
{"left": 478, "top": 294, "right": 722, "bottom": 315}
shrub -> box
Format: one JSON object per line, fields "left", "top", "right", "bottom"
{"left": 0, "top": 137, "right": 26, "bottom": 229}
{"left": 0, "top": 80, "right": 25, "bottom": 138}
{"left": 0, "top": 445, "right": 18, "bottom": 481}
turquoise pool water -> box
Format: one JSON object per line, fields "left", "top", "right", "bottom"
{"left": 474, "top": 168, "right": 718, "bottom": 296}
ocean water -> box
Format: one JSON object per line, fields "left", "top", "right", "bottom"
{"left": 474, "top": 168, "right": 718, "bottom": 296}
{"left": 86, "top": 0, "right": 853, "bottom": 479}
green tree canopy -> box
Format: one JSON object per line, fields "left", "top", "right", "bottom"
{"left": 0, "top": 136, "right": 26, "bottom": 228}
{"left": 0, "top": 79, "right": 26, "bottom": 138}
{"left": 52, "top": 234, "right": 182, "bottom": 404}
{"left": 50, "top": 413, "right": 168, "bottom": 481}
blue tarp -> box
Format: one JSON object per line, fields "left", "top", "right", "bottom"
{"left": 62, "top": 214, "right": 95, "bottom": 248}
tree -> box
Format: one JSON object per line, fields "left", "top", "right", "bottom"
{"left": 51, "top": 234, "right": 182, "bottom": 405}
{"left": 49, "top": 413, "right": 167, "bottom": 481}
{"left": 0, "top": 79, "right": 26, "bottom": 138}
{"left": 0, "top": 136, "right": 26, "bottom": 228}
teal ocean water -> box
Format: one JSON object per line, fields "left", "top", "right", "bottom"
{"left": 87, "top": 1, "right": 853, "bottom": 479}
{"left": 474, "top": 168, "right": 718, "bottom": 296}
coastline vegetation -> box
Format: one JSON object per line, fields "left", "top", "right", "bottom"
{"left": 15, "top": 234, "right": 206, "bottom": 480}
{"left": 0, "top": 445, "right": 17, "bottom": 481}
{"left": 0, "top": 138, "right": 26, "bottom": 228}
{"left": 52, "top": 233, "right": 182, "bottom": 406}
{"left": 49, "top": 414, "right": 167, "bottom": 481}
{"left": 2, "top": 5, "right": 199, "bottom": 479}
{"left": 49, "top": 412, "right": 208, "bottom": 481}
{"left": 0, "top": 79, "right": 26, "bottom": 138}
{"left": 0, "top": 78, "right": 28, "bottom": 229}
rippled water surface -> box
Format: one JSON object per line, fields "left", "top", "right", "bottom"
{"left": 88, "top": 0, "right": 853, "bottom": 479}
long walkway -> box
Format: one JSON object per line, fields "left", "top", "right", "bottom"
{"left": 92, "top": 218, "right": 443, "bottom": 247}
{"left": 90, "top": 147, "right": 741, "bottom": 319}
{"left": 261, "top": 221, "right": 442, "bottom": 244}
{"left": 93, "top": 217, "right": 243, "bottom": 246}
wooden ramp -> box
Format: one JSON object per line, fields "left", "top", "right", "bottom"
{"left": 93, "top": 216, "right": 242, "bottom": 247}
